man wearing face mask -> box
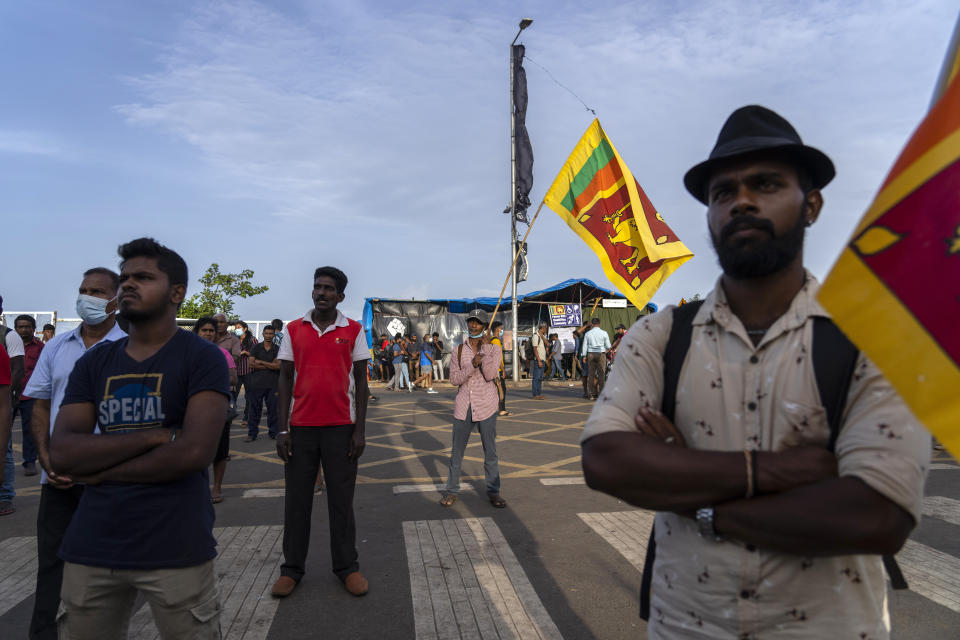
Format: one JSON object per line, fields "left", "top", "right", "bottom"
{"left": 23, "top": 267, "right": 125, "bottom": 640}
{"left": 440, "top": 311, "right": 506, "bottom": 509}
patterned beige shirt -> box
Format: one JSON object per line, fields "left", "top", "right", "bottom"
{"left": 581, "top": 274, "right": 930, "bottom": 640}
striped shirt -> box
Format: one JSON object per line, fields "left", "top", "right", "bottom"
{"left": 449, "top": 341, "right": 500, "bottom": 422}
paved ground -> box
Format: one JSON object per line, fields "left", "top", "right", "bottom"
{"left": 1, "top": 383, "right": 959, "bottom": 639}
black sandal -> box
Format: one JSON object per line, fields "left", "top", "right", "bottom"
{"left": 488, "top": 495, "right": 507, "bottom": 508}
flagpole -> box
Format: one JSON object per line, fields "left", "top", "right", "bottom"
{"left": 930, "top": 11, "right": 960, "bottom": 108}
{"left": 509, "top": 18, "right": 533, "bottom": 383}
{"left": 489, "top": 201, "right": 545, "bottom": 333}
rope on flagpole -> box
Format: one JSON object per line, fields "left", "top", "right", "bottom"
{"left": 488, "top": 200, "right": 546, "bottom": 332}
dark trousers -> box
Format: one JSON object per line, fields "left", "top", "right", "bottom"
{"left": 29, "top": 483, "right": 84, "bottom": 640}
{"left": 14, "top": 398, "right": 37, "bottom": 463}
{"left": 587, "top": 352, "right": 607, "bottom": 396}
{"left": 281, "top": 425, "right": 359, "bottom": 582}
{"left": 246, "top": 387, "right": 278, "bottom": 438}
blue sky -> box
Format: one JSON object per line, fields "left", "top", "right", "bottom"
{"left": 1, "top": 0, "right": 956, "bottom": 322}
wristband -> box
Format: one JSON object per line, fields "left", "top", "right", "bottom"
{"left": 169, "top": 430, "right": 178, "bottom": 443}
{"left": 743, "top": 450, "right": 754, "bottom": 498}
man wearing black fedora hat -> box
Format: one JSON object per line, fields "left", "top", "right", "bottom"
{"left": 581, "top": 106, "right": 929, "bottom": 638}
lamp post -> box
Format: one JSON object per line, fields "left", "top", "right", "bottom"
{"left": 510, "top": 17, "right": 532, "bottom": 383}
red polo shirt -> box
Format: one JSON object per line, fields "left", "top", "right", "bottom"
{"left": 277, "top": 310, "right": 369, "bottom": 427}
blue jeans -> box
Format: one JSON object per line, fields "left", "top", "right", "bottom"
{"left": 446, "top": 407, "right": 500, "bottom": 497}
{"left": 1, "top": 440, "right": 14, "bottom": 502}
{"left": 531, "top": 360, "right": 544, "bottom": 396}
{"left": 390, "top": 362, "right": 411, "bottom": 389}
{"left": 14, "top": 398, "right": 37, "bottom": 463}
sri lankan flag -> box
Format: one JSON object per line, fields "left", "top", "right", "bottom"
{"left": 818, "top": 19, "right": 960, "bottom": 455}
{"left": 544, "top": 119, "right": 692, "bottom": 308}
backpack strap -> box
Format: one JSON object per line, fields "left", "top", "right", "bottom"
{"left": 457, "top": 344, "right": 464, "bottom": 368}
{"left": 640, "top": 301, "right": 704, "bottom": 621}
{"left": 811, "top": 317, "right": 858, "bottom": 450}
{"left": 811, "top": 317, "right": 908, "bottom": 590}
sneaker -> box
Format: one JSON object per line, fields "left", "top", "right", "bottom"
{"left": 0, "top": 500, "right": 14, "bottom": 516}
{"left": 23, "top": 461, "right": 38, "bottom": 476}
{"left": 427, "top": 388, "right": 438, "bottom": 394}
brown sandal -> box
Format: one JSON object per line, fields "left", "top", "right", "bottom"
{"left": 439, "top": 494, "right": 458, "bottom": 507}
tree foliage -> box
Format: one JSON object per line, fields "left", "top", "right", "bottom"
{"left": 180, "top": 263, "right": 269, "bottom": 319}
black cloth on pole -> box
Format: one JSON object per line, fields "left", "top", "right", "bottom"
{"left": 516, "top": 240, "right": 528, "bottom": 283}
{"left": 513, "top": 44, "right": 533, "bottom": 225}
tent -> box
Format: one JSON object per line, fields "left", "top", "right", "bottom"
{"left": 361, "top": 278, "right": 657, "bottom": 351}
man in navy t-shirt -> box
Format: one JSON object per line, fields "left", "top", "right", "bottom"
{"left": 49, "top": 238, "right": 229, "bottom": 639}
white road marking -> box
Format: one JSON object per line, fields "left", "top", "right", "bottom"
{"left": 243, "top": 488, "right": 287, "bottom": 498}
{"left": 897, "top": 540, "right": 960, "bottom": 614}
{"left": 578, "top": 511, "right": 655, "bottom": 572}
{"left": 923, "top": 496, "right": 960, "bottom": 527}
{"left": 128, "top": 526, "right": 283, "bottom": 639}
{"left": 929, "top": 463, "right": 959, "bottom": 471}
{"left": 539, "top": 477, "right": 585, "bottom": 486}
{"left": 403, "top": 517, "right": 563, "bottom": 639}
{"left": 393, "top": 483, "right": 475, "bottom": 495}
{"left": 0, "top": 537, "right": 37, "bottom": 617}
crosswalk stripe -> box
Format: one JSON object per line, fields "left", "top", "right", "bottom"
{"left": 539, "top": 478, "right": 585, "bottom": 486}
{"left": 0, "top": 537, "right": 37, "bottom": 617}
{"left": 403, "top": 517, "right": 563, "bottom": 640}
{"left": 128, "top": 526, "right": 283, "bottom": 639}
{"left": 930, "top": 464, "right": 959, "bottom": 471}
{"left": 393, "top": 483, "right": 474, "bottom": 495}
{"left": 897, "top": 540, "right": 960, "bottom": 614}
{"left": 923, "top": 496, "right": 960, "bottom": 526}
{"left": 577, "top": 511, "right": 654, "bottom": 572}
{"left": 243, "top": 488, "right": 286, "bottom": 498}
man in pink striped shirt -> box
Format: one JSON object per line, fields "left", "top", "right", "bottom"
{"left": 440, "top": 311, "right": 506, "bottom": 509}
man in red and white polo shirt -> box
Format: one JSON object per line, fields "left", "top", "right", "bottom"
{"left": 271, "top": 266, "right": 370, "bottom": 599}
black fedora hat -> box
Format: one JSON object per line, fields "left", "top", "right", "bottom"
{"left": 683, "top": 105, "right": 835, "bottom": 204}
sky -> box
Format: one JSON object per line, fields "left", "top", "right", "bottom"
{"left": 1, "top": 0, "right": 957, "bottom": 324}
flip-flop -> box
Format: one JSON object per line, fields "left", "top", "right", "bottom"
{"left": 498, "top": 411, "right": 511, "bottom": 416}
{"left": 211, "top": 495, "right": 224, "bottom": 504}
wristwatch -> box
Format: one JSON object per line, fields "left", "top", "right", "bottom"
{"left": 696, "top": 507, "right": 723, "bottom": 541}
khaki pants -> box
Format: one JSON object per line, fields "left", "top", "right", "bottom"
{"left": 58, "top": 560, "right": 220, "bottom": 640}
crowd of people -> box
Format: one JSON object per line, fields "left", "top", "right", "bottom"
{"left": 0, "top": 105, "right": 938, "bottom": 639}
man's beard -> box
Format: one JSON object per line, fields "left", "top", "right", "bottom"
{"left": 710, "top": 205, "right": 806, "bottom": 279}
{"left": 118, "top": 298, "right": 168, "bottom": 323}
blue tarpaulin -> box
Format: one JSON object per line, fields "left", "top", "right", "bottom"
{"left": 361, "top": 278, "right": 657, "bottom": 347}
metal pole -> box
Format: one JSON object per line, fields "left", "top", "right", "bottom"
{"left": 509, "top": 30, "right": 519, "bottom": 383}
{"left": 509, "top": 19, "right": 531, "bottom": 383}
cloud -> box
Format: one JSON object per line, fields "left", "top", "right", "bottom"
{"left": 111, "top": 0, "right": 957, "bottom": 315}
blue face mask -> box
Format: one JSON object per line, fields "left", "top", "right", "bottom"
{"left": 468, "top": 331, "right": 485, "bottom": 339}
{"left": 76, "top": 294, "right": 114, "bottom": 325}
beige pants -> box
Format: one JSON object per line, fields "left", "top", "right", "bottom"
{"left": 58, "top": 560, "right": 220, "bottom": 640}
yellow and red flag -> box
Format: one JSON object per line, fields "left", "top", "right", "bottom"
{"left": 818, "top": 18, "right": 960, "bottom": 455}
{"left": 544, "top": 119, "right": 692, "bottom": 309}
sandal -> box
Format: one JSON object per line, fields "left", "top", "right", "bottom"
{"left": 498, "top": 410, "right": 511, "bottom": 416}
{"left": 439, "top": 494, "right": 458, "bottom": 507}
{"left": 488, "top": 495, "right": 507, "bottom": 509}
{"left": 211, "top": 495, "right": 224, "bottom": 504}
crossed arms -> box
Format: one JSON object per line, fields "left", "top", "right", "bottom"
{"left": 49, "top": 391, "right": 227, "bottom": 484}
